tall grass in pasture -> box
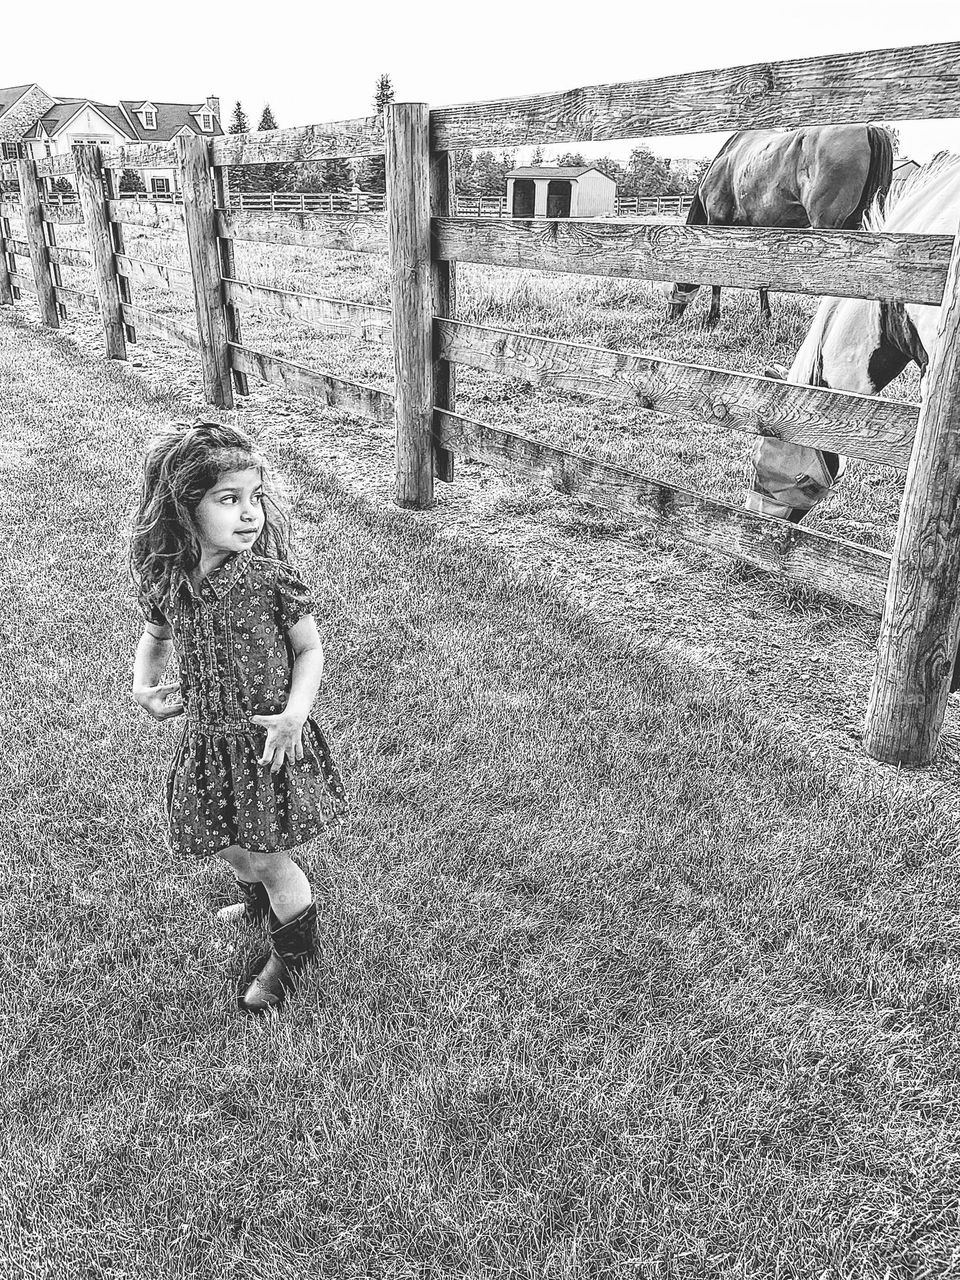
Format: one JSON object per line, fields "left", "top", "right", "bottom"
{"left": 2, "top": 307, "right": 960, "bottom": 1278}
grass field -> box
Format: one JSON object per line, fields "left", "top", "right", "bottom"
{"left": 2, "top": 247, "right": 960, "bottom": 1277}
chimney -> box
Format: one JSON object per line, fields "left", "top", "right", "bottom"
{"left": 206, "top": 95, "right": 220, "bottom": 120}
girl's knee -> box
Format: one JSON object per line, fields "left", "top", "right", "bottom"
{"left": 217, "top": 844, "right": 254, "bottom": 874}
{"left": 246, "top": 848, "right": 285, "bottom": 879}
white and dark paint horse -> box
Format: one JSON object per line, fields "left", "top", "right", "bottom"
{"left": 666, "top": 124, "right": 894, "bottom": 326}
{"left": 747, "top": 151, "right": 960, "bottom": 682}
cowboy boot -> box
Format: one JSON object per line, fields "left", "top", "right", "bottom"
{"left": 216, "top": 877, "right": 271, "bottom": 925}
{"left": 238, "top": 901, "right": 318, "bottom": 1015}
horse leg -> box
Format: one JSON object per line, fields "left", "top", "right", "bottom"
{"left": 759, "top": 289, "right": 771, "bottom": 322}
{"left": 705, "top": 286, "right": 721, "bottom": 327}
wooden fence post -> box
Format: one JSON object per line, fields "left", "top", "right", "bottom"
{"left": 386, "top": 101, "right": 434, "bottom": 509}
{"left": 16, "top": 153, "right": 58, "bottom": 327}
{"left": 863, "top": 225, "right": 960, "bottom": 765}
{"left": 178, "top": 134, "right": 233, "bottom": 409}
{"left": 0, "top": 199, "right": 13, "bottom": 305}
{"left": 211, "top": 161, "right": 248, "bottom": 397}
{"left": 430, "top": 145, "right": 456, "bottom": 483}
{"left": 73, "top": 145, "right": 126, "bottom": 360}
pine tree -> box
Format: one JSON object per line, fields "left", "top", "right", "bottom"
{"left": 359, "top": 74, "right": 395, "bottom": 195}
{"left": 229, "top": 101, "right": 249, "bottom": 134}
{"left": 373, "top": 74, "right": 394, "bottom": 115}
{"left": 258, "top": 104, "right": 277, "bottom": 132}
{"left": 253, "top": 104, "right": 284, "bottom": 193}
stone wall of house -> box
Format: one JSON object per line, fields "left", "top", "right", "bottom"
{"left": 0, "top": 86, "right": 57, "bottom": 143}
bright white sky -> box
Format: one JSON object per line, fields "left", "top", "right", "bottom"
{"left": 8, "top": 0, "right": 959, "bottom": 165}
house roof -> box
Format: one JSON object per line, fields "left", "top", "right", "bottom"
{"left": 21, "top": 100, "right": 135, "bottom": 140}
{"left": 893, "top": 157, "right": 921, "bottom": 174}
{"left": 118, "top": 100, "right": 223, "bottom": 141}
{"left": 0, "top": 84, "right": 36, "bottom": 117}
{"left": 506, "top": 166, "right": 607, "bottom": 180}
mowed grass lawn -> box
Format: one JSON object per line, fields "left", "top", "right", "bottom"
{"left": 2, "top": 307, "right": 960, "bottom": 1280}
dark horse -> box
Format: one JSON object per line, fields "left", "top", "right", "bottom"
{"left": 667, "top": 124, "right": 894, "bottom": 325}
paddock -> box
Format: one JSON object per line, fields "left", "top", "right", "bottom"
{"left": 3, "top": 38, "right": 960, "bottom": 766}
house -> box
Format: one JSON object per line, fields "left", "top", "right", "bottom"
{"left": 0, "top": 84, "right": 222, "bottom": 195}
{"left": 505, "top": 166, "right": 617, "bottom": 218}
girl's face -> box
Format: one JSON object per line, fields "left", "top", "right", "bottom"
{"left": 194, "top": 465, "right": 265, "bottom": 561}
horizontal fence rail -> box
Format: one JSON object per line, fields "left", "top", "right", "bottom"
{"left": 223, "top": 279, "right": 392, "bottom": 341}
{"left": 433, "top": 408, "right": 891, "bottom": 612}
{"left": 430, "top": 41, "right": 960, "bottom": 148}
{"left": 436, "top": 319, "right": 920, "bottom": 468}
{"left": 216, "top": 209, "right": 389, "bottom": 253}
{"left": 433, "top": 218, "right": 955, "bottom": 305}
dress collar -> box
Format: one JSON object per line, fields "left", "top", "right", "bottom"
{"left": 177, "top": 549, "right": 252, "bottom": 603}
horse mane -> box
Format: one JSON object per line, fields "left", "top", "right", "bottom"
{"left": 864, "top": 151, "right": 960, "bottom": 231}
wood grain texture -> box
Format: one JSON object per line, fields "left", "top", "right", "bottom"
{"left": 434, "top": 407, "right": 889, "bottom": 612}
{"left": 864, "top": 227, "right": 960, "bottom": 766}
{"left": 430, "top": 41, "right": 960, "bottom": 148}
{"left": 74, "top": 145, "right": 125, "bottom": 359}
{"left": 115, "top": 255, "right": 193, "bottom": 295}
{"left": 430, "top": 148, "right": 456, "bottom": 483}
{"left": 433, "top": 218, "right": 952, "bottom": 305}
{"left": 107, "top": 200, "right": 186, "bottom": 230}
{"left": 387, "top": 103, "right": 435, "bottom": 509}
{"left": 53, "top": 284, "right": 100, "bottom": 315}
{"left": 216, "top": 209, "right": 387, "bottom": 253}
{"left": 211, "top": 118, "right": 384, "bottom": 167}
{"left": 8, "top": 272, "right": 35, "bottom": 294}
{"left": 212, "top": 165, "right": 247, "bottom": 397}
{"left": 436, "top": 318, "right": 919, "bottom": 467}
{"left": 222, "top": 278, "right": 392, "bottom": 341}
{"left": 178, "top": 135, "right": 233, "bottom": 408}
{"left": 17, "top": 156, "right": 58, "bottom": 327}
{"left": 47, "top": 243, "right": 92, "bottom": 267}
{"left": 32, "top": 152, "right": 74, "bottom": 178}
{"left": 39, "top": 205, "right": 83, "bottom": 226}
{"left": 0, "top": 211, "right": 14, "bottom": 306}
{"left": 122, "top": 302, "right": 200, "bottom": 350}
{"left": 228, "top": 343, "right": 394, "bottom": 423}
{"left": 43, "top": 218, "right": 67, "bottom": 321}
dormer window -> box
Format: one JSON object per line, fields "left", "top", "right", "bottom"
{"left": 143, "top": 109, "right": 157, "bottom": 129}
{"left": 200, "top": 112, "right": 213, "bottom": 132}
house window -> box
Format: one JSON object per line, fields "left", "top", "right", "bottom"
{"left": 143, "top": 110, "right": 156, "bottom": 129}
{"left": 151, "top": 176, "right": 171, "bottom": 195}
{"left": 1, "top": 143, "right": 18, "bottom": 160}
{"left": 200, "top": 112, "right": 213, "bottom": 132}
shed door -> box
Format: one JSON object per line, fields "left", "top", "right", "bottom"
{"left": 546, "top": 180, "right": 572, "bottom": 218}
{"left": 512, "top": 179, "right": 535, "bottom": 218}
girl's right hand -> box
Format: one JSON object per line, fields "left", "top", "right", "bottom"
{"left": 134, "top": 681, "right": 184, "bottom": 721}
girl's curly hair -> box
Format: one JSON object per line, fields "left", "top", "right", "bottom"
{"left": 128, "top": 420, "right": 292, "bottom": 618}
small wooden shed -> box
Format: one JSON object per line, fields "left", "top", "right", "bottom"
{"left": 505, "top": 166, "right": 616, "bottom": 218}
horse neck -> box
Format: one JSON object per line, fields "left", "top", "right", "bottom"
{"left": 788, "top": 296, "right": 889, "bottom": 395}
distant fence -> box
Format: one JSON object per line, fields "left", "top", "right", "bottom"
{"left": 12, "top": 190, "right": 693, "bottom": 217}
{"left": 3, "top": 39, "right": 960, "bottom": 766}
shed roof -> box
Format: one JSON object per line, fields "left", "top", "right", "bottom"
{"left": 506, "top": 166, "right": 608, "bottom": 180}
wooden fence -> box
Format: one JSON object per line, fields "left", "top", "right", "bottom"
{"left": 3, "top": 39, "right": 960, "bottom": 766}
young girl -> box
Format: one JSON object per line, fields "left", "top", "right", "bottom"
{"left": 129, "top": 419, "right": 346, "bottom": 1015}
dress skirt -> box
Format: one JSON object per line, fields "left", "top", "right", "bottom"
{"left": 165, "top": 715, "right": 347, "bottom": 859}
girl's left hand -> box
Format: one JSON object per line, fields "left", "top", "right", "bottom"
{"left": 251, "top": 712, "right": 305, "bottom": 773}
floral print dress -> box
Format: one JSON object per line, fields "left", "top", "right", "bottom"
{"left": 142, "top": 551, "right": 346, "bottom": 859}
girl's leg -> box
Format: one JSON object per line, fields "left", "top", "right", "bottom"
{"left": 245, "top": 850, "right": 312, "bottom": 923}
{"left": 215, "top": 844, "right": 271, "bottom": 923}
{"left": 217, "top": 844, "right": 260, "bottom": 882}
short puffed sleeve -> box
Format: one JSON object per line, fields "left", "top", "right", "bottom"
{"left": 274, "top": 562, "right": 316, "bottom": 632}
